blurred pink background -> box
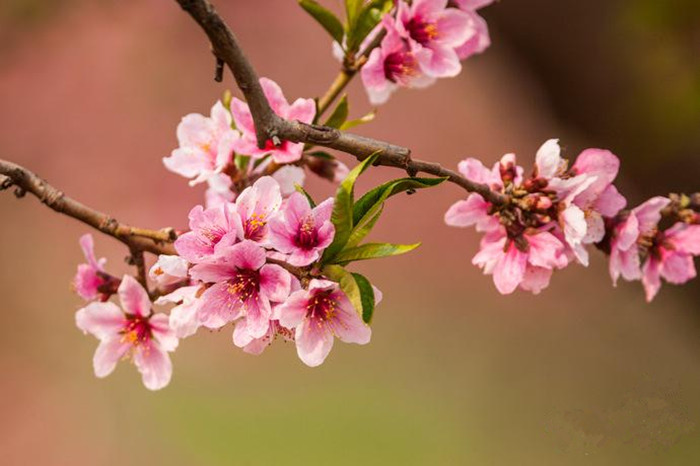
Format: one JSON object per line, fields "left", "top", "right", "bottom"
{"left": 1, "top": 1, "right": 700, "bottom": 464}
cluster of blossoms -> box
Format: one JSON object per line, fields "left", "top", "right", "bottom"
{"left": 360, "top": 0, "right": 493, "bottom": 104}
{"left": 74, "top": 81, "right": 373, "bottom": 390}
{"left": 65, "top": 1, "right": 700, "bottom": 393}
{"left": 444, "top": 139, "right": 700, "bottom": 299}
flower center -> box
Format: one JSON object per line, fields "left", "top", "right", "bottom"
{"left": 202, "top": 225, "right": 227, "bottom": 246}
{"left": 264, "top": 139, "right": 288, "bottom": 152}
{"left": 121, "top": 316, "right": 151, "bottom": 346}
{"left": 306, "top": 292, "right": 337, "bottom": 322}
{"left": 244, "top": 213, "right": 267, "bottom": 241}
{"left": 227, "top": 269, "right": 260, "bottom": 303}
{"left": 295, "top": 215, "right": 318, "bottom": 250}
{"left": 384, "top": 51, "right": 418, "bottom": 83}
{"left": 406, "top": 18, "right": 438, "bottom": 46}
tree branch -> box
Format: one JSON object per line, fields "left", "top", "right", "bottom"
{"left": 174, "top": 0, "right": 509, "bottom": 207}
{"left": 0, "top": 159, "right": 176, "bottom": 256}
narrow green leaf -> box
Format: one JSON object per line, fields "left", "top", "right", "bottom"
{"left": 321, "top": 152, "right": 380, "bottom": 263}
{"left": 294, "top": 183, "right": 316, "bottom": 208}
{"left": 353, "top": 177, "right": 447, "bottom": 225}
{"left": 346, "top": 0, "right": 391, "bottom": 52}
{"left": 323, "top": 95, "right": 349, "bottom": 129}
{"left": 332, "top": 242, "right": 420, "bottom": 264}
{"left": 344, "top": 0, "right": 363, "bottom": 30}
{"left": 299, "top": 0, "right": 345, "bottom": 43}
{"left": 339, "top": 109, "right": 376, "bottom": 130}
{"left": 346, "top": 204, "right": 383, "bottom": 248}
{"left": 351, "top": 272, "right": 375, "bottom": 323}
{"left": 234, "top": 154, "right": 250, "bottom": 172}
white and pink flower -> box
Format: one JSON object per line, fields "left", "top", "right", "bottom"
{"left": 174, "top": 203, "right": 241, "bottom": 263}
{"left": 472, "top": 227, "right": 568, "bottom": 295}
{"left": 73, "top": 234, "right": 116, "bottom": 301}
{"left": 75, "top": 275, "right": 178, "bottom": 390}
{"left": 163, "top": 100, "right": 239, "bottom": 185}
{"left": 453, "top": 0, "right": 494, "bottom": 59}
{"left": 189, "top": 240, "right": 291, "bottom": 337}
{"left": 275, "top": 279, "right": 372, "bottom": 367}
{"left": 361, "top": 17, "right": 435, "bottom": 105}
{"left": 230, "top": 78, "right": 315, "bottom": 164}
{"left": 395, "top": 0, "right": 475, "bottom": 78}
{"left": 234, "top": 176, "right": 282, "bottom": 244}
{"left": 269, "top": 192, "right": 335, "bottom": 266}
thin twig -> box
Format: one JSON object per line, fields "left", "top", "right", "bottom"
{"left": 0, "top": 159, "right": 176, "bottom": 256}
{"left": 173, "top": 0, "right": 510, "bottom": 206}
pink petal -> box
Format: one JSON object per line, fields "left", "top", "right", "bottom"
{"left": 76, "top": 301, "right": 124, "bottom": 340}
{"left": 79, "top": 234, "right": 99, "bottom": 269}
{"left": 492, "top": 243, "right": 527, "bottom": 294}
{"left": 176, "top": 113, "right": 211, "bottom": 148}
{"left": 572, "top": 148, "right": 620, "bottom": 188}
{"left": 455, "top": 11, "right": 490, "bottom": 59}
{"left": 274, "top": 290, "right": 309, "bottom": 329}
{"left": 227, "top": 240, "right": 267, "bottom": 271}
{"left": 260, "top": 77, "right": 290, "bottom": 117}
{"left": 660, "top": 252, "right": 696, "bottom": 285}
{"left": 444, "top": 195, "right": 489, "bottom": 229}
{"left": 240, "top": 297, "right": 272, "bottom": 339}
{"left": 535, "top": 139, "right": 561, "bottom": 179}
{"left": 519, "top": 266, "right": 553, "bottom": 295}
{"left": 416, "top": 45, "right": 461, "bottom": 78}
{"left": 668, "top": 224, "right": 700, "bottom": 255}
{"left": 230, "top": 98, "right": 256, "bottom": 135}
{"left": 330, "top": 297, "right": 372, "bottom": 345}
{"left": 435, "top": 8, "right": 474, "bottom": 47}
{"left": 271, "top": 165, "right": 306, "bottom": 196}
{"left": 594, "top": 184, "right": 627, "bottom": 217}
{"left": 197, "top": 282, "right": 243, "bottom": 329}
{"left": 93, "top": 337, "right": 130, "bottom": 378}
{"left": 134, "top": 342, "right": 173, "bottom": 391}
{"left": 632, "top": 197, "right": 670, "bottom": 234}
{"left": 117, "top": 275, "right": 151, "bottom": 317}
{"left": 527, "top": 231, "right": 564, "bottom": 268}
{"left": 295, "top": 318, "right": 334, "bottom": 367}
{"left": 149, "top": 313, "right": 179, "bottom": 352}
{"left": 259, "top": 264, "right": 292, "bottom": 303}
{"left": 74, "top": 264, "right": 102, "bottom": 301}
{"left": 642, "top": 258, "right": 662, "bottom": 302}
{"left": 287, "top": 98, "right": 316, "bottom": 124}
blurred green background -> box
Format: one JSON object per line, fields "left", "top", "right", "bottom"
{"left": 1, "top": 1, "right": 700, "bottom": 464}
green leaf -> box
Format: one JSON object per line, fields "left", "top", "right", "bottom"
{"left": 299, "top": 0, "right": 345, "bottom": 43}
{"left": 339, "top": 109, "right": 376, "bottom": 130}
{"left": 344, "top": 0, "right": 363, "bottom": 31}
{"left": 324, "top": 95, "right": 349, "bottom": 129}
{"left": 321, "top": 152, "right": 380, "bottom": 263}
{"left": 346, "top": 0, "right": 392, "bottom": 52}
{"left": 353, "top": 177, "right": 447, "bottom": 225}
{"left": 346, "top": 203, "right": 383, "bottom": 248}
{"left": 294, "top": 184, "right": 316, "bottom": 208}
{"left": 234, "top": 154, "right": 250, "bottom": 172}
{"left": 332, "top": 242, "right": 420, "bottom": 264}
{"left": 351, "top": 272, "right": 375, "bottom": 323}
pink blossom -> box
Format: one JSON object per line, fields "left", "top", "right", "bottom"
{"left": 453, "top": 0, "right": 493, "bottom": 59}
{"left": 155, "top": 285, "right": 202, "bottom": 339}
{"left": 361, "top": 17, "right": 435, "bottom": 105}
{"left": 472, "top": 227, "right": 567, "bottom": 295}
{"left": 609, "top": 197, "right": 670, "bottom": 287}
{"left": 396, "top": 0, "right": 475, "bottom": 78}
{"left": 233, "top": 319, "right": 294, "bottom": 355}
{"left": 74, "top": 234, "right": 114, "bottom": 301}
{"left": 444, "top": 157, "right": 502, "bottom": 232}
{"left": 642, "top": 223, "right": 700, "bottom": 301}
{"left": 149, "top": 254, "right": 189, "bottom": 288}
{"left": 230, "top": 78, "right": 315, "bottom": 164}
{"left": 174, "top": 203, "right": 241, "bottom": 263}
{"left": 189, "top": 240, "right": 291, "bottom": 337}
{"left": 271, "top": 165, "right": 306, "bottom": 196}
{"left": 163, "top": 101, "right": 239, "bottom": 185}
{"left": 269, "top": 192, "right": 335, "bottom": 266}
{"left": 75, "top": 275, "right": 178, "bottom": 390}
{"left": 274, "top": 279, "right": 371, "bottom": 367}
{"left": 235, "top": 176, "right": 282, "bottom": 244}
{"left": 204, "top": 172, "right": 236, "bottom": 209}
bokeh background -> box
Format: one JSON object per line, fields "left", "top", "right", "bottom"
{"left": 1, "top": 1, "right": 700, "bottom": 464}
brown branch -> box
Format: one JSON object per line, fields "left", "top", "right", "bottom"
{"left": 0, "top": 159, "right": 176, "bottom": 256}
{"left": 174, "top": 0, "right": 509, "bottom": 206}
